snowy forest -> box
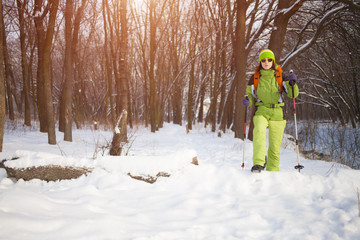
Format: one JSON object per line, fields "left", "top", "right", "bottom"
{"left": 0, "top": 0, "right": 360, "bottom": 168}
{"left": 1, "top": 1, "right": 360, "bottom": 239}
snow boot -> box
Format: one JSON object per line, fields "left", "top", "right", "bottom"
{"left": 251, "top": 165, "right": 265, "bottom": 173}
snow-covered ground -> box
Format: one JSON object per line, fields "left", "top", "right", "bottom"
{"left": 0, "top": 123, "right": 359, "bottom": 240}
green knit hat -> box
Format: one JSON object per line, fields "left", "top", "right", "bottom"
{"left": 259, "top": 49, "right": 276, "bottom": 66}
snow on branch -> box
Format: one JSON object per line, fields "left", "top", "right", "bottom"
{"left": 277, "top": 0, "right": 304, "bottom": 16}
{"left": 282, "top": 5, "right": 347, "bottom": 68}
{"left": 336, "top": 0, "right": 360, "bottom": 11}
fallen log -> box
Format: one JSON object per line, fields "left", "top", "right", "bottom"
{"left": 3, "top": 162, "right": 92, "bottom": 182}
{"left": 128, "top": 172, "right": 171, "bottom": 184}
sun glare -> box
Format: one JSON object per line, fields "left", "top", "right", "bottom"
{"left": 131, "top": 0, "right": 144, "bottom": 6}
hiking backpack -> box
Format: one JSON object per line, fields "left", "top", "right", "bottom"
{"left": 253, "top": 64, "right": 284, "bottom": 92}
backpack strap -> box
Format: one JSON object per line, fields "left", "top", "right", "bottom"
{"left": 254, "top": 65, "right": 260, "bottom": 90}
{"left": 276, "top": 65, "right": 283, "bottom": 92}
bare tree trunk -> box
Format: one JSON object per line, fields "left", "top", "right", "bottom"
{"left": 143, "top": 56, "right": 149, "bottom": 127}
{"left": 171, "top": 54, "right": 182, "bottom": 126}
{"left": 187, "top": 58, "right": 195, "bottom": 130}
{"left": 102, "top": 0, "right": 115, "bottom": 127}
{"left": 187, "top": 16, "right": 198, "bottom": 130}
{"left": 110, "top": 0, "right": 129, "bottom": 155}
{"left": 211, "top": 34, "right": 221, "bottom": 132}
{"left": 118, "top": 0, "right": 129, "bottom": 141}
{"left": 1, "top": 14, "right": 15, "bottom": 121}
{"left": 217, "top": 1, "right": 228, "bottom": 126}
{"left": 247, "top": 107, "right": 255, "bottom": 141}
{"left": 0, "top": 1, "right": 6, "bottom": 152}
{"left": 233, "top": 0, "right": 247, "bottom": 138}
{"left": 220, "top": 76, "right": 237, "bottom": 132}
{"left": 72, "top": 0, "right": 87, "bottom": 128}
{"left": 29, "top": 44, "right": 37, "bottom": 121}
{"left": 149, "top": 0, "right": 157, "bottom": 132}
{"left": 2, "top": 72, "right": 12, "bottom": 122}
{"left": 16, "top": 0, "right": 31, "bottom": 126}
{"left": 198, "top": 61, "right": 207, "bottom": 123}
{"left": 34, "top": 0, "right": 47, "bottom": 133}
{"left": 110, "top": 110, "right": 127, "bottom": 155}
{"left": 104, "top": 0, "right": 121, "bottom": 116}
{"left": 2, "top": 3, "right": 22, "bottom": 120}
{"left": 62, "top": 0, "right": 74, "bottom": 141}
{"left": 35, "top": 0, "right": 59, "bottom": 144}
{"left": 172, "top": 84, "right": 182, "bottom": 125}
{"left": 166, "top": 1, "right": 182, "bottom": 126}
{"left": 60, "top": 0, "right": 87, "bottom": 140}
{"left": 127, "top": 89, "right": 133, "bottom": 128}
{"left": 218, "top": 40, "right": 227, "bottom": 125}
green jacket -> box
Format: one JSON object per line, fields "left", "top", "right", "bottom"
{"left": 246, "top": 69, "right": 299, "bottom": 107}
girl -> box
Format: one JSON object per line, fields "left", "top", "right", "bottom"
{"left": 242, "top": 49, "right": 299, "bottom": 172}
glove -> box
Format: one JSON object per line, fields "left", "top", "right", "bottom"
{"left": 242, "top": 98, "right": 250, "bottom": 107}
{"left": 287, "top": 72, "right": 297, "bottom": 86}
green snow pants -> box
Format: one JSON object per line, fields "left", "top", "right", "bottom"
{"left": 253, "top": 105, "right": 286, "bottom": 171}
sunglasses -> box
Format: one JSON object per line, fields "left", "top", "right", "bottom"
{"left": 261, "top": 58, "right": 273, "bottom": 63}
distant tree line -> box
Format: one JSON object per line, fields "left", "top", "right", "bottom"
{"left": 0, "top": 0, "right": 359, "bottom": 152}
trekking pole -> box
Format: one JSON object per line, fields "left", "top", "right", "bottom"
{"left": 290, "top": 70, "right": 304, "bottom": 172}
{"left": 242, "top": 94, "right": 249, "bottom": 169}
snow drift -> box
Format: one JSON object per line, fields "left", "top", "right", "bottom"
{"left": 0, "top": 123, "right": 359, "bottom": 239}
